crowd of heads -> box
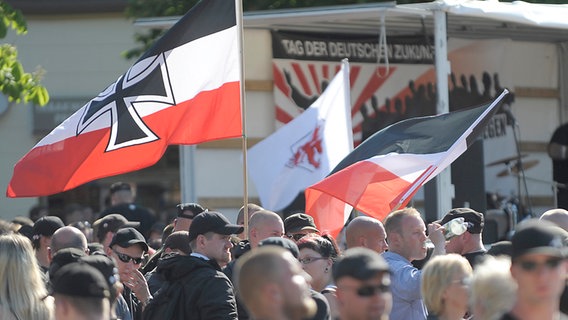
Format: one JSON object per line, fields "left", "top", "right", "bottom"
{"left": 1, "top": 186, "right": 568, "bottom": 320}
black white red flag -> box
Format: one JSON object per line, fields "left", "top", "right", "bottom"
{"left": 8, "top": 0, "right": 242, "bottom": 197}
{"left": 305, "top": 90, "right": 509, "bottom": 238}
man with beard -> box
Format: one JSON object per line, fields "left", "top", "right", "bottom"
{"left": 234, "top": 246, "right": 317, "bottom": 320}
{"left": 144, "top": 211, "right": 242, "bottom": 320}
{"left": 382, "top": 207, "right": 446, "bottom": 320}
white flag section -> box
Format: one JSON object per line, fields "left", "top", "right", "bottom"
{"left": 248, "top": 59, "right": 353, "bottom": 211}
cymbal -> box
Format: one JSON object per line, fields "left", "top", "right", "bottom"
{"left": 496, "top": 159, "right": 540, "bottom": 177}
{"left": 486, "top": 154, "right": 528, "bottom": 167}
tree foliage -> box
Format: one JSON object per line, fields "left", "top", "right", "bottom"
{"left": 0, "top": 1, "right": 49, "bottom": 106}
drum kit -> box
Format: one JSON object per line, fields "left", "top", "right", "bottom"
{"left": 484, "top": 154, "right": 541, "bottom": 241}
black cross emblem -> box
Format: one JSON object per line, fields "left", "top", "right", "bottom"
{"left": 77, "top": 53, "right": 176, "bottom": 151}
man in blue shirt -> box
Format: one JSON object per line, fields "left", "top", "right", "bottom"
{"left": 382, "top": 207, "right": 445, "bottom": 320}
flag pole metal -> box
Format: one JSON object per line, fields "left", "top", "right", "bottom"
{"left": 236, "top": 0, "right": 249, "bottom": 238}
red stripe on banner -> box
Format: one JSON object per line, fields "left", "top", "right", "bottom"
{"left": 273, "top": 63, "right": 291, "bottom": 97}
{"left": 276, "top": 105, "right": 294, "bottom": 124}
{"left": 292, "top": 63, "right": 313, "bottom": 96}
{"left": 322, "top": 64, "right": 329, "bottom": 79}
{"left": 351, "top": 66, "right": 396, "bottom": 117}
{"left": 308, "top": 64, "right": 321, "bottom": 94}
{"left": 306, "top": 160, "right": 413, "bottom": 238}
{"left": 334, "top": 64, "right": 341, "bottom": 74}
{"left": 353, "top": 122, "right": 362, "bottom": 135}
{"left": 350, "top": 65, "right": 361, "bottom": 90}
{"left": 7, "top": 82, "right": 241, "bottom": 197}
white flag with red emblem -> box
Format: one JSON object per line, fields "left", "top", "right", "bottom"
{"left": 248, "top": 59, "right": 353, "bottom": 211}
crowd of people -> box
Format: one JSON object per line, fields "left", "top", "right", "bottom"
{"left": 1, "top": 181, "right": 568, "bottom": 320}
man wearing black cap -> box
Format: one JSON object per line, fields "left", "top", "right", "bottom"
{"left": 51, "top": 262, "right": 111, "bottom": 320}
{"left": 284, "top": 213, "right": 320, "bottom": 242}
{"left": 143, "top": 211, "right": 242, "bottom": 319}
{"left": 106, "top": 227, "right": 151, "bottom": 320}
{"left": 500, "top": 219, "right": 568, "bottom": 320}
{"left": 440, "top": 207, "right": 487, "bottom": 268}
{"left": 99, "top": 182, "right": 156, "bottom": 238}
{"left": 81, "top": 254, "right": 131, "bottom": 320}
{"left": 333, "top": 247, "right": 392, "bottom": 320}
{"left": 32, "top": 216, "right": 65, "bottom": 274}
{"left": 173, "top": 202, "right": 206, "bottom": 232}
{"left": 94, "top": 213, "right": 140, "bottom": 252}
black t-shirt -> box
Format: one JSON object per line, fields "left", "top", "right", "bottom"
{"left": 463, "top": 250, "right": 486, "bottom": 268}
{"left": 550, "top": 123, "right": 568, "bottom": 182}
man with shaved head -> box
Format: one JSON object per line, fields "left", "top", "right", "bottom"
{"left": 234, "top": 246, "right": 317, "bottom": 320}
{"left": 540, "top": 208, "right": 568, "bottom": 232}
{"left": 236, "top": 203, "right": 264, "bottom": 239}
{"left": 225, "top": 209, "right": 285, "bottom": 320}
{"left": 248, "top": 210, "right": 285, "bottom": 248}
{"left": 345, "top": 216, "right": 389, "bottom": 254}
{"left": 49, "top": 226, "right": 89, "bottom": 261}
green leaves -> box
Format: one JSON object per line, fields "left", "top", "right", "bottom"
{"left": 0, "top": 1, "right": 49, "bottom": 106}
{"left": 0, "top": 1, "right": 27, "bottom": 36}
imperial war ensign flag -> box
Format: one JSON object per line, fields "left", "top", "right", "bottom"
{"left": 7, "top": 0, "right": 242, "bottom": 197}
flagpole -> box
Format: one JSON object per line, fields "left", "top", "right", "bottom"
{"left": 236, "top": 0, "right": 249, "bottom": 238}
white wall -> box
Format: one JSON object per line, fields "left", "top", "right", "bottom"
{"left": 0, "top": 13, "right": 137, "bottom": 220}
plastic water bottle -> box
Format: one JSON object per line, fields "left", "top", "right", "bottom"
{"left": 442, "top": 217, "right": 468, "bottom": 240}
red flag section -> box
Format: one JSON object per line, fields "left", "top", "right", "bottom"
{"left": 7, "top": 0, "right": 242, "bottom": 197}
{"left": 305, "top": 90, "right": 509, "bottom": 238}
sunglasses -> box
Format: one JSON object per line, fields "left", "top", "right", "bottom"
{"left": 286, "top": 233, "right": 307, "bottom": 241}
{"left": 356, "top": 284, "right": 391, "bottom": 297}
{"left": 517, "top": 257, "right": 564, "bottom": 272}
{"left": 299, "top": 256, "right": 328, "bottom": 265}
{"left": 112, "top": 249, "right": 144, "bottom": 265}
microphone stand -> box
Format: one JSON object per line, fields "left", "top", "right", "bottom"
{"left": 507, "top": 108, "right": 534, "bottom": 222}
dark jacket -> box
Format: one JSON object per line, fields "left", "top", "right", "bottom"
{"left": 144, "top": 254, "right": 238, "bottom": 320}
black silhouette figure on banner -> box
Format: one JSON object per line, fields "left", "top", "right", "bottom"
{"left": 284, "top": 69, "right": 328, "bottom": 110}
{"left": 359, "top": 71, "right": 515, "bottom": 142}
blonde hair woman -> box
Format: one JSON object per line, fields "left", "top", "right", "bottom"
{"left": 0, "top": 233, "right": 54, "bottom": 320}
{"left": 470, "top": 256, "right": 517, "bottom": 320}
{"left": 421, "top": 254, "right": 473, "bottom": 320}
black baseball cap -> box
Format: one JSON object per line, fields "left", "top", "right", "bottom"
{"left": 51, "top": 262, "right": 110, "bottom": 299}
{"left": 163, "top": 231, "right": 191, "bottom": 255}
{"left": 188, "top": 211, "right": 244, "bottom": 242}
{"left": 284, "top": 213, "right": 319, "bottom": 234}
{"left": 176, "top": 203, "right": 206, "bottom": 219}
{"left": 333, "top": 247, "right": 390, "bottom": 281}
{"left": 80, "top": 255, "right": 119, "bottom": 300}
{"left": 109, "top": 227, "right": 149, "bottom": 252}
{"left": 33, "top": 216, "right": 64, "bottom": 238}
{"left": 440, "top": 208, "right": 484, "bottom": 234}
{"left": 258, "top": 236, "right": 300, "bottom": 258}
{"left": 49, "top": 247, "right": 88, "bottom": 284}
{"left": 93, "top": 214, "right": 139, "bottom": 242}
{"left": 511, "top": 219, "right": 567, "bottom": 261}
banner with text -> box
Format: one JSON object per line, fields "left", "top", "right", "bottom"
{"left": 271, "top": 30, "right": 519, "bottom": 213}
